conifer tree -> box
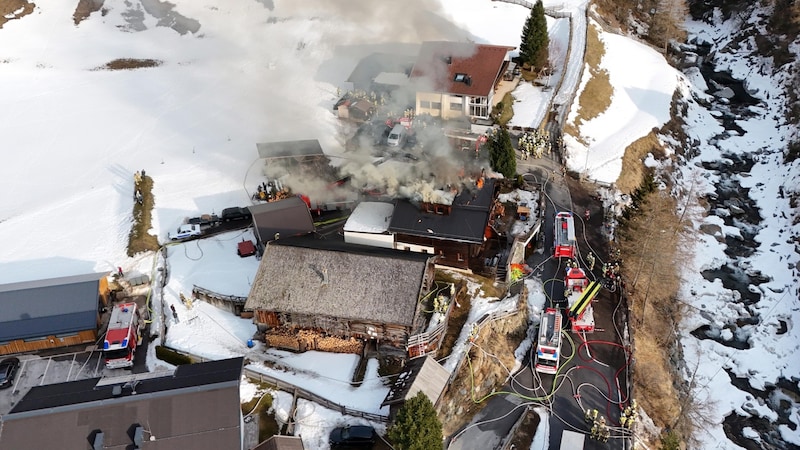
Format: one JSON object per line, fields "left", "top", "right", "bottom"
{"left": 519, "top": 1, "right": 550, "bottom": 71}
{"left": 387, "top": 392, "right": 443, "bottom": 450}
{"left": 489, "top": 128, "right": 517, "bottom": 178}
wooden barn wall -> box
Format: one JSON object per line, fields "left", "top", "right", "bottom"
{"left": 0, "top": 330, "right": 97, "bottom": 356}
{"left": 254, "top": 309, "right": 411, "bottom": 347}
{"left": 394, "top": 234, "right": 481, "bottom": 270}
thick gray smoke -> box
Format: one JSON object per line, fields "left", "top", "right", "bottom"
{"left": 256, "top": 0, "right": 494, "bottom": 206}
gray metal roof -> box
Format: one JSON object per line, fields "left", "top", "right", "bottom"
{"left": 256, "top": 139, "right": 324, "bottom": 159}
{"left": 245, "top": 238, "right": 431, "bottom": 326}
{"left": 0, "top": 272, "right": 105, "bottom": 341}
{"left": 0, "top": 358, "right": 244, "bottom": 450}
{"left": 249, "top": 197, "right": 315, "bottom": 244}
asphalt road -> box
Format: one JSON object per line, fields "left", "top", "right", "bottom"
{"left": 448, "top": 153, "right": 631, "bottom": 450}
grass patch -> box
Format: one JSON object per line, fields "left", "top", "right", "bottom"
{"left": 0, "top": 0, "right": 34, "bottom": 29}
{"left": 493, "top": 92, "right": 515, "bottom": 127}
{"left": 616, "top": 130, "right": 664, "bottom": 195}
{"left": 98, "top": 58, "right": 163, "bottom": 71}
{"left": 73, "top": 0, "right": 103, "bottom": 25}
{"left": 568, "top": 22, "right": 612, "bottom": 143}
{"left": 127, "top": 175, "right": 160, "bottom": 257}
{"left": 616, "top": 179, "right": 704, "bottom": 446}
{"left": 241, "top": 383, "right": 280, "bottom": 442}
{"left": 438, "top": 290, "right": 528, "bottom": 437}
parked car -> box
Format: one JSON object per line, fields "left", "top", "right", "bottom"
{"left": 0, "top": 357, "right": 20, "bottom": 390}
{"left": 187, "top": 214, "right": 220, "bottom": 227}
{"left": 329, "top": 425, "right": 376, "bottom": 448}
{"left": 168, "top": 224, "right": 202, "bottom": 241}
{"left": 221, "top": 207, "right": 252, "bottom": 222}
{"left": 386, "top": 124, "right": 407, "bottom": 147}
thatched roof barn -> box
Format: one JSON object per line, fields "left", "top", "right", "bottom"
{"left": 245, "top": 238, "right": 435, "bottom": 351}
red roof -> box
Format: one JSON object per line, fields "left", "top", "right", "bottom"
{"left": 410, "top": 41, "right": 514, "bottom": 97}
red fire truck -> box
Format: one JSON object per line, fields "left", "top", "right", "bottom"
{"left": 553, "top": 212, "right": 576, "bottom": 259}
{"left": 534, "top": 308, "right": 562, "bottom": 374}
{"left": 103, "top": 302, "right": 141, "bottom": 369}
{"left": 564, "top": 267, "right": 600, "bottom": 333}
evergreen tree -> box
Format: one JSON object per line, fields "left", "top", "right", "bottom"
{"left": 489, "top": 128, "right": 517, "bottom": 178}
{"left": 387, "top": 392, "right": 443, "bottom": 450}
{"left": 519, "top": 1, "right": 550, "bottom": 71}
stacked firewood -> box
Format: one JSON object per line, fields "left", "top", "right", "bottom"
{"left": 265, "top": 334, "right": 302, "bottom": 351}
{"left": 316, "top": 335, "right": 363, "bottom": 354}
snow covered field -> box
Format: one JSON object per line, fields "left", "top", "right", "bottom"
{"left": 1, "top": 0, "right": 797, "bottom": 449}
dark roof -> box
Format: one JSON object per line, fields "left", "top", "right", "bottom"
{"left": 0, "top": 272, "right": 105, "bottom": 341}
{"left": 256, "top": 140, "right": 324, "bottom": 159}
{"left": 1, "top": 358, "right": 244, "bottom": 450}
{"left": 388, "top": 178, "right": 496, "bottom": 244}
{"left": 245, "top": 238, "right": 431, "bottom": 326}
{"left": 253, "top": 435, "right": 306, "bottom": 450}
{"left": 249, "top": 197, "right": 315, "bottom": 244}
{"left": 382, "top": 355, "right": 450, "bottom": 407}
{"left": 410, "top": 41, "right": 514, "bottom": 97}
{"left": 347, "top": 52, "right": 416, "bottom": 90}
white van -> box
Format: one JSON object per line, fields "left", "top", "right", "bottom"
{"left": 386, "top": 124, "right": 407, "bottom": 147}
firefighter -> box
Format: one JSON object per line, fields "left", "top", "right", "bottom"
{"left": 586, "top": 252, "right": 595, "bottom": 271}
{"left": 619, "top": 414, "right": 628, "bottom": 429}
{"left": 585, "top": 408, "right": 593, "bottom": 423}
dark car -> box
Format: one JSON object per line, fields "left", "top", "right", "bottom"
{"left": 221, "top": 207, "right": 252, "bottom": 222}
{"left": 329, "top": 425, "right": 376, "bottom": 448}
{"left": 0, "top": 357, "right": 20, "bottom": 390}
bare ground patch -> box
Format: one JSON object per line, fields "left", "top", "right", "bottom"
{"left": 96, "top": 58, "right": 163, "bottom": 71}
{"left": 73, "top": 0, "right": 104, "bottom": 25}
{"left": 127, "top": 175, "right": 160, "bottom": 257}
{"left": 439, "top": 288, "right": 528, "bottom": 438}
{"left": 0, "top": 0, "right": 35, "bottom": 29}
{"left": 616, "top": 130, "right": 664, "bottom": 194}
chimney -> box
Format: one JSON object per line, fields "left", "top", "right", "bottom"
{"left": 444, "top": 56, "right": 452, "bottom": 65}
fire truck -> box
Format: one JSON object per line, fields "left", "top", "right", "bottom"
{"left": 564, "top": 267, "right": 600, "bottom": 333}
{"left": 553, "top": 212, "right": 576, "bottom": 259}
{"left": 534, "top": 308, "right": 562, "bottom": 374}
{"left": 103, "top": 302, "right": 142, "bottom": 369}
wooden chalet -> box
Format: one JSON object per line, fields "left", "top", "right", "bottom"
{"left": 388, "top": 177, "right": 498, "bottom": 271}
{"left": 245, "top": 238, "right": 435, "bottom": 353}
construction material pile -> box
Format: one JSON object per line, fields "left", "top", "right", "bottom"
{"left": 265, "top": 328, "right": 364, "bottom": 354}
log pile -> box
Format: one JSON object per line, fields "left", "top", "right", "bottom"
{"left": 265, "top": 328, "right": 364, "bottom": 354}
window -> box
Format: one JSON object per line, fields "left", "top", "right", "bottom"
{"left": 431, "top": 102, "right": 442, "bottom": 110}
{"left": 457, "top": 253, "right": 465, "bottom": 262}
{"left": 420, "top": 100, "right": 431, "bottom": 109}
{"left": 469, "top": 96, "right": 488, "bottom": 118}
{"left": 450, "top": 102, "right": 462, "bottom": 111}
{"left": 454, "top": 73, "right": 467, "bottom": 82}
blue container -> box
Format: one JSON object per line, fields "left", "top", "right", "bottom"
{"left": 246, "top": 339, "right": 254, "bottom": 348}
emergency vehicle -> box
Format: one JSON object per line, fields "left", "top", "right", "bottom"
{"left": 564, "top": 267, "right": 600, "bottom": 332}
{"left": 534, "top": 308, "right": 562, "bottom": 374}
{"left": 553, "top": 212, "right": 576, "bottom": 258}
{"left": 103, "top": 302, "right": 141, "bottom": 369}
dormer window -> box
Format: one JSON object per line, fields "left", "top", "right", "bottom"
{"left": 454, "top": 73, "right": 468, "bottom": 82}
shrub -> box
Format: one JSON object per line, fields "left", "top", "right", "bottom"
{"left": 155, "top": 345, "right": 193, "bottom": 366}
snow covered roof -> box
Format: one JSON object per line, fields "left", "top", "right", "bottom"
{"left": 343, "top": 202, "right": 395, "bottom": 234}
{"left": 245, "top": 239, "right": 431, "bottom": 326}
{"left": 373, "top": 71, "right": 409, "bottom": 86}
{"left": 381, "top": 355, "right": 449, "bottom": 407}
